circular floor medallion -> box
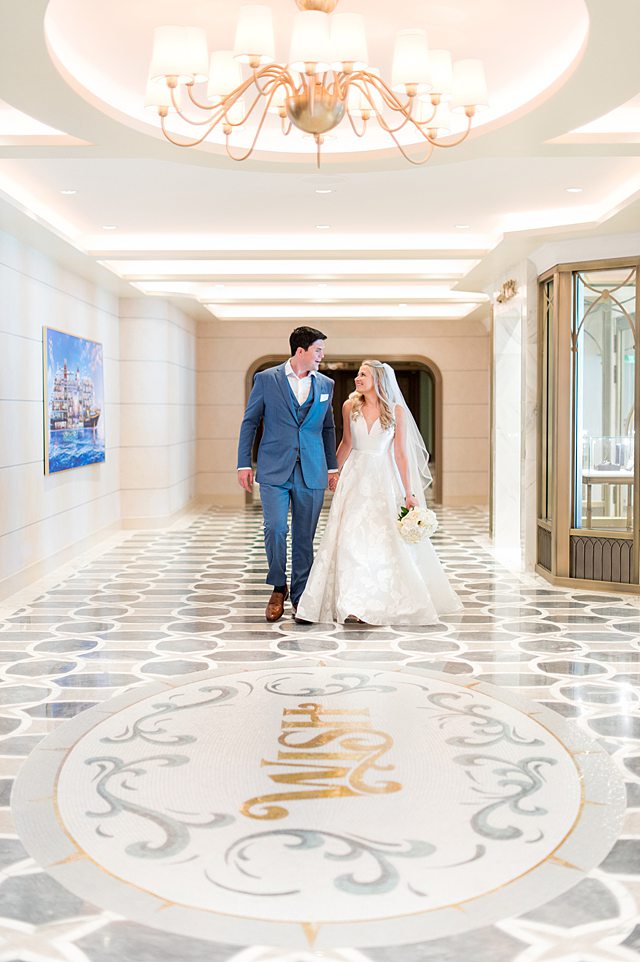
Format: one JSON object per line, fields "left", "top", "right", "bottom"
{"left": 13, "top": 664, "right": 625, "bottom": 949}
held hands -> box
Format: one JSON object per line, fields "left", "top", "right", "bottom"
{"left": 328, "top": 473, "right": 339, "bottom": 492}
{"left": 237, "top": 468, "right": 254, "bottom": 492}
{"left": 405, "top": 493, "right": 419, "bottom": 509}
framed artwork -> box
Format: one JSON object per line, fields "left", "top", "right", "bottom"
{"left": 43, "top": 327, "right": 105, "bottom": 474}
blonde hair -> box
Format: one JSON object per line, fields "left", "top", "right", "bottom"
{"left": 349, "top": 360, "right": 396, "bottom": 430}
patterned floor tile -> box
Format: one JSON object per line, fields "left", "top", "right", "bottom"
{"left": 0, "top": 504, "right": 638, "bottom": 961}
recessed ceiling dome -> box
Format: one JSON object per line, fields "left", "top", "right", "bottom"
{"left": 44, "top": 0, "right": 589, "bottom": 166}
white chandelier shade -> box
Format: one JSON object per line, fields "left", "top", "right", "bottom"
{"left": 144, "top": 76, "right": 174, "bottom": 110}
{"left": 146, "top": 0, "right": 488, "bottom": 165}
{"left": 391, "top": 29, "right": 431, "bottom": 93}
{"left": 450, "top": 59, "right": 489, "bottom": 111}
{"left": 233, "top": 5, "right": 276, "bottom": 65}
{"left": 207, "top": 51, "right": 243, "bottom": 100}
{"left": 426, "top": 49, "right": 453, "bottom": 98}
{"left": 330, "top": 13, "right": 369, "bottom": 70}
{"left": 149, "top": 26, "right": 209, "bottom": 85}
{"left": 289, "top": 11, "right": 333, "bottom": 73}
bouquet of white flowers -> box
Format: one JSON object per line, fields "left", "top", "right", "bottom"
{"left": 396, "top": 505, "right": 438, "bottom": 543}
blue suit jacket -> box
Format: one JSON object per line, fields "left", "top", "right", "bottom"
{"left": 237, "top": 364, "right": 338, "bottom": 489}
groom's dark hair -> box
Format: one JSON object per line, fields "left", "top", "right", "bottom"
{"left": 290, "top": 326, "right": 327, "bottom": 355}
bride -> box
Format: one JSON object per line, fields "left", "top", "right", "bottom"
{"left": 295, "top": 360, "right": 462, "bottom": 625}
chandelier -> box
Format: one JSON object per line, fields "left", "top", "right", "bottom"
{"left": 145, "top": 0, "right": 488, "bottom": 166}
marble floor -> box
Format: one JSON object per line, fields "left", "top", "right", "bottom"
{"left": 1, "top": 504, "right": 640, "bottom": 962}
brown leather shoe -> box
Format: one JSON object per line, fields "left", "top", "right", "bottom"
{"left": 265, "top": 586, "right": 289, "bottom": 622}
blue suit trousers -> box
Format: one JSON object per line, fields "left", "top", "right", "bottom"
{"left": 259, "top": 462, "right": 325, "bottom": 606}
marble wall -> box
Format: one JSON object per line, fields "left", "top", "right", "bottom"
{"left": 491, "top": 261, "right": 539, "bottom": 572}
{"left": 0, "top": 229, "right": 121, "bottom": 596}
{"left": 119, "top": 298, "right": 197, "bottom": 524}
{"left": 493, "top": 298, "right": 523, "bottom": 565}
{"left": 0, "top": 232, "right": 199, "bottom": 597}
{"left": 196, "top": 316, "right": 490, "bottom": 506}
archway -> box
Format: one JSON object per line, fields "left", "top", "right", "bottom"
{"left": 245, "top": 356, "right": 443, "bottom": 503}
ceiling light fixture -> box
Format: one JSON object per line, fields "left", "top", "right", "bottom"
{"left": 101, "top": 224, "right": 118, "bottom": 230}
{"left": 145, "top": 0, "right": 488, "bottom": 167}
{"left": 315, "top": 188, "right": 333, "bottom": 194}
{"left": 565, "top": 187, "right": 583, "bottom": 193}
{"left": 60, "top": 189, "right": 78, "bottom": 195}
{"left": 315, "top": 223, "right": 331, "bottom": 229}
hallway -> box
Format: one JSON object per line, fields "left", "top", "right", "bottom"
{"left": 2, "top": 506, "right": 639, "bottom": 961}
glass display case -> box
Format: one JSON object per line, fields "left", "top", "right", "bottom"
{"left": 574, "top": 267, "right": 636, "bottom": 534}
{"left": 537, "top": 259, "right": 639, "bottom": 588}
{"left": 581, "top": 435, "right": 634, "bottom": 529}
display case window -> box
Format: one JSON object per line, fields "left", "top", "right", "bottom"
{"left": 573, "top": 267, "right": 637, "bottom": 531}
{"left": 541, "top": 278, "right": 554, "bottom": 522}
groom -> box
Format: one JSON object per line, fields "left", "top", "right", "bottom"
{"left": 237, "top": 327, "right": 338, "bottom": 621}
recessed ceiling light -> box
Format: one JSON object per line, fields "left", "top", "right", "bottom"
{"left": 399, "top": 303, "right": 408, "bottom": 308}
{"left": 565, "top": 187, "right": 583, "bottom": 193}
{"left": 315, "top": 188, "right": 333, "bottom": 194}
{"left": 315, "top": 224, "right": 331, "bottom": 229}
{"left": 455, "top": 224, "right": 470, "bottom": 229}
{"left": 60, "top": 189, "right": 78, "bottom": 195}
{"left": 102, "top": 224, "right": 118, "bottom": 230}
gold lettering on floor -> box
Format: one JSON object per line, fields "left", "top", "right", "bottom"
{"left": 241, "top": 702, "right": 401, "bottom": 820}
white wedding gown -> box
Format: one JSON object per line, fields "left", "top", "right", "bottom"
{"left": 296, "top": 414, "right": 463, "bottom": 625}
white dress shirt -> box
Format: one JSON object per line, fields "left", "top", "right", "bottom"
{"left": 285, "top": 359, "right": 315, "bottom": 404}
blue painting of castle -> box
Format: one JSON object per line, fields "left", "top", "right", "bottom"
{"left": 45, "top": 328, "right": 105, "bottom": 474}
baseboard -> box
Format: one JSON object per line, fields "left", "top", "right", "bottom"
{"left": 0, "top": 521, "right": 122, "bottom": 602}
{"left": 195, "top": 493, "right": 245, "bottom": 508}
{"left": 121, "top": 498, "right": 202, "bottom": 529}
{"left": 535, "top": 564, "right": 640, "bottom": 594}
{"left": 441, "top": 495, "right": 490, "bottom": 507}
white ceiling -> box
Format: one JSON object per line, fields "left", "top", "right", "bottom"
{"left": 0, "top": 0, "right": 639, "bottom": 323}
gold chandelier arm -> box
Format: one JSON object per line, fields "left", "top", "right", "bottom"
{"left": 223, "top": 87, "right": 273, "bottom": 128}
{"left": 348, "top": 71, "right": 413, "bottom": 114}
{"left": 367, "top": 97, "right": 412, "bottom": 135}
{"left": 251, "top": 64, "right": 298, "bottom": 98}
{"left": 410, "top": 102, "right": 438, "bottom": 128}
{"left": 345, "top": 106, "right": 368, "bottom": 138}
{"left": 169, "top": 86, "right": 229, "bottom": 126}
{"left": 160, "top": 112, "right": 221, "bottom": 148}
{"left": 424, "top": 113, "right": 473, "bottom": 148}
{"left": 186, "top": 85, "right": 213, "bottom": 111}
{"left": 343, "top": 75, "right": 414, "bottom": 135}
{"left": 224, "top": 86, "right": 278, "bottom": 162}
{"left": 382, "top": 125, "right": 436, "bottom": 165}
{"left": 186, "top": 74, "right": 259, "bottom": 117}
{"left": 323, "top": 72, "right": 340, "bottom": 97}
{"left": 184, "top": 69, "right": 282, "bottom": 124}
{"left": 180, "top": 81, "right": 270, "bottom": 133}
